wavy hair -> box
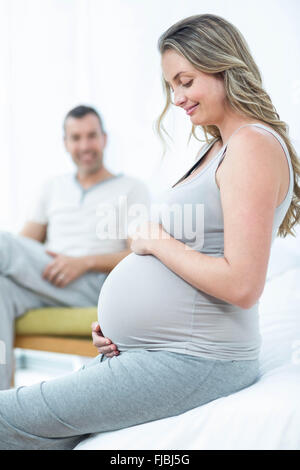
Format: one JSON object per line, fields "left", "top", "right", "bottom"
{"left": 157, "top": 14, "right": 300, "bottom": 238}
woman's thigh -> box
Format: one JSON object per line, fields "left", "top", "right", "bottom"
{"left": 0, "top": 349, "right": 259, "bottom": 450}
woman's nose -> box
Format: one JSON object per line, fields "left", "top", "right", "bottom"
{"left": 173, "top": 90, "right": 186, "bottom": 107}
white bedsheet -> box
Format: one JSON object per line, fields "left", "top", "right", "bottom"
{"left": 76, "top": 364, "right": 300, "bottom": 450}
{"left": 75, "top": 259, "right": 300, "bottom": 450}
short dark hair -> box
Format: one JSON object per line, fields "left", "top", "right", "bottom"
{"left": 64, "top": 105, "right": 105, "bottom": 133}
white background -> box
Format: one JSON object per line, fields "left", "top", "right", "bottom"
{"left": 0, "top": 0, "right": 299, "bottom": 232}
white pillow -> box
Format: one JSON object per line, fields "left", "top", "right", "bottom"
{"left": 266, "top": 225, "right": 300, "bottom": 281}
{"left": 259, "top": 266, "right": 300, "bottom": 375}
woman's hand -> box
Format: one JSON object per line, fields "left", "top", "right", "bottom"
{"left": 91, "top": 322, "right": 119, "bottom": 357}
{"left": 129, "top": 221, "right": 170, "bottom": 255}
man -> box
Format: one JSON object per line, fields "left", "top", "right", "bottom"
{"left": 0, "top": 105, "right": 150, "bottom": 390}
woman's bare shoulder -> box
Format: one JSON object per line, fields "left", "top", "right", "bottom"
{"left": 219, "top": 124, "right": 284, "bottom": 205}
{"left": 227, "top": 124, "right": 283, "bottom": 155}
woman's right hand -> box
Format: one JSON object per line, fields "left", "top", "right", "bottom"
{"left": 91, "top": 322, "right": 120, "bottom": 357}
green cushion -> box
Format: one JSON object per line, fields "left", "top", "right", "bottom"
{"left": 15, "top": 307, "right": 97, "bottom": 337}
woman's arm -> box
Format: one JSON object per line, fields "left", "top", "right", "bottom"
{"left": 132, "top": 127, "right": 283, "bottom": 309}
{"left": 150, "top": 236, "right": 242, "bottom": 305}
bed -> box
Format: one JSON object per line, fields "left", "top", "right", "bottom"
{"left": 75, "top": 229, "right": 300, "bottom": 450}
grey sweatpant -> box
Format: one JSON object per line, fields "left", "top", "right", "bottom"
{"left": 0, "top": 349, "right": 260, "bottom": 450}
{"left": 0, "top": 231, "right": 107, "bottom": 390}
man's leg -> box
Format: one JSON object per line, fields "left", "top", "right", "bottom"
{"left": 0, "top": 231, "right": 106, "bottom": 306}
{"left": 0, "top": 231, "right": 107, "bottom": 389}
{"left": 0, "top": 276, "right": 51, "bottom": 390}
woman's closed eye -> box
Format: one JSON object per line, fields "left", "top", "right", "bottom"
{"left": 182, "top": 80, "right": 193, "bottom": 88}
{"left": 169, "top": 80, "right": 193, "bottom": 93}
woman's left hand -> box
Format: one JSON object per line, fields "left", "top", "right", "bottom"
{"left": 129, "top": 221, "right": 170, "bottom": 255}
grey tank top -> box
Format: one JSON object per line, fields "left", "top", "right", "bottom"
{"left": 98, "top": 123, "right": 294, "bottom": 361}
{"left": 152, "top": 123, "right": 293, "bottom": 358}
{"left": 167, "top": 122, "right": 294, "bottom": 251}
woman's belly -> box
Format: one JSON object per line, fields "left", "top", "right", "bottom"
{"left": 98, "top": 253, "right": 198, "bottom": 349}
{"left": 98, "top": 253, "right": 252, "bottom": 352}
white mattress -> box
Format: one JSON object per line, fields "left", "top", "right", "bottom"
{"left": 75, "top": 241, "right": 300, "bottom": 451}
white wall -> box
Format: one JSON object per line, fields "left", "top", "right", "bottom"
{"left": 0, "top": 0, "right": 299, "bottom": 232}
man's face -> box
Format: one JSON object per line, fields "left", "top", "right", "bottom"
{"left": 64, "top": 114, "right": 107, "bottom": 175}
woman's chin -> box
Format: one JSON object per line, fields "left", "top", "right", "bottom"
{"left": 190, "top": 113, "right": 214, "bottom": 127}
{"left": 190, "top": 115, "right": 205, "bottom": 126}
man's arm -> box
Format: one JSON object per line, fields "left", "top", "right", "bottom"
{"left": 81, "top": 178, "right": 150, "bottom": 274}
{"left": 20, "top": 221, "right": 47, "bottom": 243}
{"left": 43, "top": 238, "right": 133, "bottom": 287}
{"left": 81, "top": 237, "right": 133, "bottom": 273}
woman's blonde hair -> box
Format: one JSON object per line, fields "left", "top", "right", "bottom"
{"left": 157, "top": 14, "right": 300, "bottom": 238}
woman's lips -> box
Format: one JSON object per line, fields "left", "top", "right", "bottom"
{"left": 186, "top": 104, "right": 199, "bottom": 115}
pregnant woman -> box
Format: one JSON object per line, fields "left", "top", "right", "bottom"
{"left": 0, "top": 14, "right": 299, "bottom": 450}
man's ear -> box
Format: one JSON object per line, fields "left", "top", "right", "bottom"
{"left": 63, "top": 135, "right": 69, "bottom": 152}
{"left": 103, "top": 132, "right": 108, "bottom": 148}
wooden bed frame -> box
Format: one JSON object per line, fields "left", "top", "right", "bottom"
{"left": 14, "top": 335, "right": 97, "bottom": 357}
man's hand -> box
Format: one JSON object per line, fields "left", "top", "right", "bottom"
{"left": 42, "top": 251, "right": 89, "bottom": 287}
{"left": 91, "top": 322, "right": 119, "bottom": 357}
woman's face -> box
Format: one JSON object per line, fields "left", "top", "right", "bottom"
{"left": 161, "top": 49, "right": 227, "bottom": 127}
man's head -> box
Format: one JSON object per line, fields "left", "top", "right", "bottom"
{"left": 64, "top": 105, "right": 107, "bottom": 176}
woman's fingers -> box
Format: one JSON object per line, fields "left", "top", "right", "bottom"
{"left": 101, "top": 351, "right": 116, "bottom": 358}
{"left": 98, "top": 349, "right": 119, "bottom": 357}
{"left": 91, "top": 330, "right": 107, "bottom": 346}
{"left": 91, "top": 327, "right": 119, "bottom": 356}
{"left": 91, "top": 321, "right": 102, "bottom": 334}
{"left": 97, "top": 343, "right": 118, "bottom": 354}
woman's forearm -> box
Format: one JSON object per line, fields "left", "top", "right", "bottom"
{"left": 149, "top": 236, "right": 250, "bottom": 308}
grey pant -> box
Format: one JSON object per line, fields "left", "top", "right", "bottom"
{"left": 0, "top": 349, "right": 260, "bottom": 450}
{"left": 0, "top": 231, "right": 107, "bottom": 390}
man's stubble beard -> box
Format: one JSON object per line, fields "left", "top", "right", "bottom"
{"left": 76, "top": 153, "right": 104, "bottom": 177}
